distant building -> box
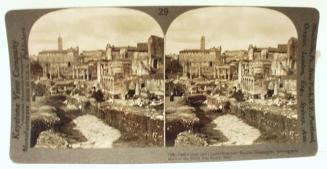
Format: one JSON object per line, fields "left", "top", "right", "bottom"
{"left": 105, "top": 44, "right": 137, "bottom": 61}
{"left": 97, "top": 35, "right": 164, "bottom": 97}
{"left": 79, "top": 50, "right": 105, "bottom": 63}
{"left": 179, "top": 35, "right": 222, "bottom": 79}
{"left": 37, "top": 36, "right": 79, "bottom": 80}
{"left": 222, "top": 50, "right": 248, "bottom": 63}
{"left": 148, "top": 35, "right": 164, "bottom": 69}
{"left": 240, "top": 37, "right": 298, "bottom": 97}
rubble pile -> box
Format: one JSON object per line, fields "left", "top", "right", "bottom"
{"left": 174, "top": 131, "right": 208, "bottom": 147}
{"left": 30, "top": 105, "right": 60, "bottom": 147}
{"left": 35, "top": 130, "right": 68, "bottom": 148}
{"left": 165, "top": 105, "right": 200, "bottom": 145}
{"left": 206, "top": 95, "right": 233, "bottom": 112}
{"left": 63, "top": 95, "right": 91, "bottom": 112}
{"left": 230, "top": 102, "right": 298, "bottom": 143}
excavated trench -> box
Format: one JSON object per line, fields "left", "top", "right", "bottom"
{"left": 31, "top": 95, "right": 298, "bottom": 148}
{"left": 193, "top": 106, "right": 228, "bottom": 145}
{"left": 165, "top": 117, "right": 200, "bottom": 146}
{"left": 88, "top": 103, "right": 164, "bottom": 147}
{"left": 30, "top": 95, "right": 87, "bottom": 148}
{"left": 31, "top": 95, "right": 164, "bottom": 148}
{"left": 165, "top": 105, "right": 228, "bottom": 147}
{"left": 167, "top": 96, "right": 299, "bottom": 146}
{"left": 165, "top": 97, "right": 228, "bottom": 147}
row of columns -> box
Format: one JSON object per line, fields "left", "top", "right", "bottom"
{"left": 42, "top": 64, "right": 90, "bottom": 81}
{"left": 101, "top": 76, "right": 115, "bottom": 97}
{"left": 214, "top": 67, "right": 231, "bottom": 81}
{"left": 42, "top": 65, "right": 61, "bottom": 80}
{"left": 182, "top": 63, "right": 232, "bottom": 81}
{"left": 182, "top": 63, "right": 202, "bottom": 80}
{"left": 241, "top": 76, "right": 255, "bottom": 95}
{"left": 72, "top": 66, "right": 90, "bottom": 80}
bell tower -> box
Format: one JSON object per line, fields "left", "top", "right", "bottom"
{"left": 58, "top": 35, "right": 63, "bottom": 51}
{"left": 200, "top": 34, "right": 205, "bottom": 50}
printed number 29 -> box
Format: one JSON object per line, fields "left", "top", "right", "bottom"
{"left": 158, "top": 8, "right": 168, "bottom": 16}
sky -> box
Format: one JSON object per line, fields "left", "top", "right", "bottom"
{"left": 28, "top": 8, "right": 164, "bottom": 55}
{"left": 166, "top": 7, "right": 298, "bottom": 54}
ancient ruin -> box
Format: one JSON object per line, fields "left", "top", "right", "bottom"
{"left": 165, "top": 35, "right": 299, "bottom": 146}
{"left": 31, "top": 35, "right": 164, "bottom": 148}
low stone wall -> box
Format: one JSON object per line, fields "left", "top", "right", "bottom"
{"left": 207, "top": 96, "right": 299, "bottom": 143}
{"left": 89, "top": 104, "right": 164, "bottom": 146}
{"left": 230, "top": 103, "right": 299, "bottom": 143}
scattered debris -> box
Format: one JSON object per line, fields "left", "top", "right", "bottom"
{"left": 35, "top": 130, "right": 68, "bottom": 149}
{"left": 175, "top": 131, "right": 208, "bottom": 147}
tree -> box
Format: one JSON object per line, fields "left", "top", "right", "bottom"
{"left": 30, "top": 60, "right": 43, "bottom": 77}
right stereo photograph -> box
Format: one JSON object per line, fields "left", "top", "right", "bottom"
{"left": 165, "top": 7, "right": 299, "bottom": 147}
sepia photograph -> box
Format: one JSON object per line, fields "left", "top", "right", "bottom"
{"left": 29, "top": 8, "right": 165, "bottom": 149}
{"left": 165, "top": 7, "right": 299, "bottom": 147}
{"left": 4, "top": 3, "right": 321, "bottom": 163}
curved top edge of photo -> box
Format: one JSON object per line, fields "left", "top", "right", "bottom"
{"left": 166, "top": 6, "right": 298, "bottom": 55}
{"left": 28, "top": 7, "right": 164, "bottom": 56}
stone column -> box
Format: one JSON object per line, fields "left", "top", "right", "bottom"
{"left": 87, "top": 67, "right": 89, "bottom": 80}
{"left": 228, "top": 68, "right": 231, "bottom": 81}
{"left": 135, "top": 80, "right": 140, "bottom": 96}
{"left": 274, "top": 81, "right": 278, "bottom": 96}
{"left": 112, "top": 77, "right": 115, "bottom": 101}
{"left": 43, "top": 65, "right": 46, "bottom": 77}
{"left": 238, "top": 61, "right": 242, "bottom": 83}
{"left": 182, "top": 63, "right": 185, "bottom": 76}
{"left": 246, "top": 78, "right": 248, "bottom": 93}
{"left": 76, "top": 69, "right": 79, "bottom": 79}
{"left": 45, "top": 65, "right": 48, "bottom": 78}
{"left": 97, "top": 62, "right": 101, "bottom": 83}
{"left": 84, "top": 69, "right": 87, "bottom": 80}
{"left": 72, "top": 66, "right": 75, "bottom": 79}
{"left": 214, "top": 66, "right": 216, "bottom": 79}
{"left": 57, "top": 66, "right": 60, "bottom": 79}
{"left": 252, "top": 78, "right": 255, "bottom": 96}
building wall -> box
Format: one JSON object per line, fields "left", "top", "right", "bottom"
{"left": 223, "top": 50, "right": 247, "bottom": 63}
{"left": 132, "top": 51, "right": 151, "bottom": 76}
{"left": 148, "top": 35, "right": 164, "bottom": 69}
{"left": 145, "top": 79, "right": 164, "bottom": 95}
{"left": 271, "top": 53, "right": 289, "bottom": 76}
{"left": 179, "top": 49, "right": 221, "bottom": 64}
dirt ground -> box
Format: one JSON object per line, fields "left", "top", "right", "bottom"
{"left": 211, "top": 114, "right": 261, "bottom": 146}
{"left": 71, "top": 114, "right": 121, "bottom": 148}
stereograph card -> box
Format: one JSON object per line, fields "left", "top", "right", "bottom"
{"left": 5, "top": 6, "right": 319, "bottom": 163}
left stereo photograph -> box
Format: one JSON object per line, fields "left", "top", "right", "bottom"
{"left": 28, "top": 8, "right": 165, "bottom": 149}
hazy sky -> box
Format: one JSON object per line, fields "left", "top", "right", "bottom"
{"left": 166, "top": 7, "right": 298, "bottom": 54}
{"left": 29, "top": 8, "right": 163, "bottom": 55}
